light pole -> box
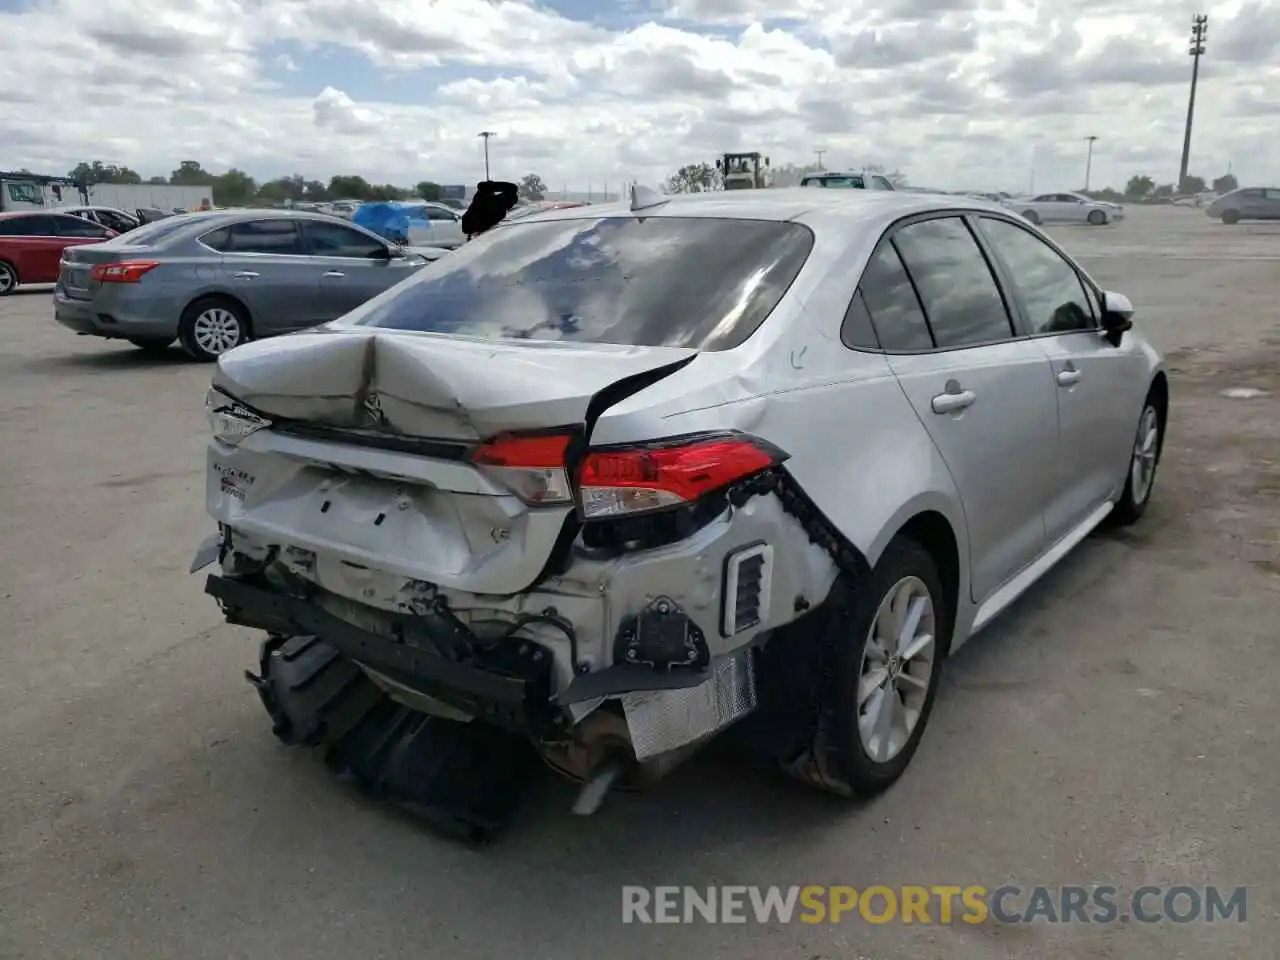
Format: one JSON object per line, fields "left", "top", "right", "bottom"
{"left": 814, "top": 148, "right": 826, "bottom": 168}
{"left": 477, "top": 131, "right": 496, "bottom": 180}
{"left": 1179, "top": 14, "right": 1208, "bottom": 190}
{"left": 1083, "top": 136, "right": 1098, "bottom": 191}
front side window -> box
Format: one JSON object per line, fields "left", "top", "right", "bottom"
{"left": 53, "top": 215, "right": 111, "bottom": 238}
{"left": 343, "top": 216, "right": 815, "bottom": 351}
{"left": 6, "top": 182, "right": 42, "bottom": 204}
{"left": 303, "top": 221, "right": 386, "bottom": 258}
{"left": 853, "top": 242, "right": 933, "bottom": 351}
{"left": 977, "top": 217, "right": 1096, "bottom": 335}
{"left": 892, "top": 216, "right": 1013, "bottom": 349}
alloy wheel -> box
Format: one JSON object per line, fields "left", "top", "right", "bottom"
{"left": 0, "top": 263, "right": 15, "bottom": 294}
{"left": 1130, "top": 405, "right": 1160, "bottom": 505}
{"left": 857, "top": 576, "right": 937, "bottom": 764}
{"left": 192, "top": 307, "right": 243, "bottom": 356}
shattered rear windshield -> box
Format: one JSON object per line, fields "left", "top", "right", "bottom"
{"left": 342, "top": 216, "right": 815, "bottom": 351}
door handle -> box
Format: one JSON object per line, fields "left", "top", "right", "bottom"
{"left": 231, "top": 271, "right": 259, "bottom": 279}
{"left": 1057, "top": 368, "right": 1082, "bottom": 386}
{"left": 322, "top": 271, "right": 345, "bottom": 278}
{"left": 931, "top": 389, "right": 976, "bottom": 414}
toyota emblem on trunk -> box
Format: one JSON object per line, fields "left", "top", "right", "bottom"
{"left": 363, "top": 392, "right": 387, "bottom": 428}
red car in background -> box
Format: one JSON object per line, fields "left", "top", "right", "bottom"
{"left": 0, "top": 211, "right": 116, "bottom": 295}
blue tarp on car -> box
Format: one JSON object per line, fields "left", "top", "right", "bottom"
{"left": 352, "top": 202, "right": 411, "bottom": 244}
{"left": 353, "top": 202, "right": 440, "bottom": 245}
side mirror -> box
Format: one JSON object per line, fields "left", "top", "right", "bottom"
{"left": 1100, "top": 290, "right": 1134, "bottom": 342}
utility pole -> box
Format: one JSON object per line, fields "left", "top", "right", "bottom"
{"left": 1179, "top": 14, "right": 1208, "bottom": 190}
{"left": 477, "top": 131, "right": 496, "bottom": 180}
{"left": 814, "top": 148, "right": 826, "bottom": 168}
{"left": 1083, "top": 136, "right": 1098, "bottom": 191}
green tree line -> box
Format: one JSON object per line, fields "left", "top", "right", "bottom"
{"left": 67, "top": 161, "right": 555, "bottom": 208}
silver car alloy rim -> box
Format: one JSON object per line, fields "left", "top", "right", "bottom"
{"left": 857, "top": 576, "right": 937, "bottom": 763}
{"left": 0, "top": 264, "right": 14, "bottom": 293}
{"left": 192, "top": 308, "right": 242, "bottom": 355}
{"left": 1131, "top": 405, "right": 1160, "bottom": 504}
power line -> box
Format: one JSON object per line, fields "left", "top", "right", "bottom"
{"left": 1178, "top": 14, "right": 1208, "bottom": 189}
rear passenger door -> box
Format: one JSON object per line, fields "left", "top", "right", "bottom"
{"left": 866, "top": 215, "right": 1059, "bottom": 603}
{"left": 975, "top": 215, "right": 1147, "bottom": 543}
{"left": 202, "top": 219, "right": 324, "bottom": 334}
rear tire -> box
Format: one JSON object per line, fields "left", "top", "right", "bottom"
{"left": 1087, "top": 210, "right": 1107, "bottom": 225}
{"left": 785, "top": 536, "right": 949, "bottom": 798}
{"left": 128, "top": 337, "right": 174, "bottom": 354}
{"left": 1221, "top": 209, "right": 1241, "bottom": 225}
{"left": 178, "top": 296, "right": 249, "bottom": 362}
{"left": 1021, "top": 209, "right": 1041, "bottom": 225}
{"left": 0, "top": 260, "right": 16, "bottom": 296}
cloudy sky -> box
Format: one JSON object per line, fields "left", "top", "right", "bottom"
{"left": 0, "top": 0, "right": 1275, "bottom": 193}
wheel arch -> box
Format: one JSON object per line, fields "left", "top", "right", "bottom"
{"left": 881, "top": 508, "right": 963, "bottom": 655}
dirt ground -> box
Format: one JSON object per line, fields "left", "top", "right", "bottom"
{"left": 0, "top": 205, "right": 1276, "bottom": 959}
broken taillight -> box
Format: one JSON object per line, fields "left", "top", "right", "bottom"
{"left": 577, "top": 433, "right": 787, "bottom": 520}
{"left": 90, "top": 260, "right": 159, "bottom": 283}
{"left": 471, "top": 431, "right": 576, "bottom": 505}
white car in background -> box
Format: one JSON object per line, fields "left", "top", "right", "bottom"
{"left": 1004, "top": 192, "right": 1123, "bottom": 226}
{"left": 402, "top": 202, "right": 466, "bottom": 248}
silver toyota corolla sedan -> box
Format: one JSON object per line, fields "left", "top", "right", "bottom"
{"left": 54, "top": 209, "right": 447, "bottom": 361}
{"left": 192, "top": 187, "right": 1167, "bottom": 836}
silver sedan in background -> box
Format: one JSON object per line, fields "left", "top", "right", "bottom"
{"left": 1004, "top": 192, "right": 1123, "bottom": 226}
{"left": 54, "top": 209, "right": 447, "bottom": 360}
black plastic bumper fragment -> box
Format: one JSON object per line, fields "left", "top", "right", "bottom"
{"left": 205, "top": 574, "right": 549, "bottom": 733}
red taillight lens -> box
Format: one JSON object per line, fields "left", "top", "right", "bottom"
{"left": 90, "top": 260, "right": 159, "bottom": 283}
{"left": 471, "top": 431, "right": 575, "bottom": 505}
{"left": 577, "top": 433, "right": 786, "bottom": 520}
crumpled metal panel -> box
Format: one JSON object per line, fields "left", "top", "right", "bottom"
{"left": 621, "top": 647, "right": 757, "bottom": 761}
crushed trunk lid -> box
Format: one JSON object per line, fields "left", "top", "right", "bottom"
{"left": 213, "top": 328, "right": 696, "bottom": 441}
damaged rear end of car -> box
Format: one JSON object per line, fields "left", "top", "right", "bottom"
{"left": 194, "top": 207, "right": 846, "bottom": 840}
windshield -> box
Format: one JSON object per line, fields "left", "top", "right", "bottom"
{"left": 342, "top": 216, "right": 814, "bottom": 351}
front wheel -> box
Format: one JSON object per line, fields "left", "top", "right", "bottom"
{"left": 1087, "top": 210, "right": 1107, "bottom": 225}
{"left": 178, "top": 297, "right": 249, "bottom": 362}
{"left": 1021, "top": 209, "right": 1041, "bottom": 225}
{"left": 1221, "top": 209, "right": 1241, "bottom": 225}
{"left": 786, "top": 537, "right": 949, "bottom": 798}
{"left": 1110, "top": 398, "right": 1162, "bottom": 525}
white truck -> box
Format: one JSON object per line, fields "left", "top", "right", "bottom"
{"left": 0, "top": 173, "right": 212, "bottom": 214}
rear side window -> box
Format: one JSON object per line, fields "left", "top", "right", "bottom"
{"left": 212, "top": 220, "right": 304, "bottom": 254}
{"left": 125, "top": 216, "right": 197, "bottom": 246}
{"left": 977, "top": 217, "right": 1095, "bottom": 335}
{"left": 854, "top": 243, "right": 933, "bottom": 351}
{"left": 346, "top": 216, "right": 815, "bottom": 351}
{"left": 0, "top": 215, "right": 58, "bottom": 236}
{"left": 892, "top": 217, "right": 1013, "bottom": 349}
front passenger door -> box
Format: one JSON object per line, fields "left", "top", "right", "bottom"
{"left": 299, "top": 219, "right": 421, "bottom": 321}
{"left": 976, "top": 216, "right": 1148, "bottom": 543}
{"left": 870, "top": 216, "right": 1059, "bottom": 602}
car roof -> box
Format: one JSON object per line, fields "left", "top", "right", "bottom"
{"left": 504, "top": 187, "right": 1013, "bottom": 233}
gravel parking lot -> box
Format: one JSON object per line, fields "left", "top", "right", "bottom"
{"left": 1, "top": 205, "right": 1277, "bottom": 959}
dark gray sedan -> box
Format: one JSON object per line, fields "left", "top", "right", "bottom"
{"left": 54, "top": 209, "right": 447, "bottom": 360}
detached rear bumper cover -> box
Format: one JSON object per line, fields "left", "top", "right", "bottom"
{"left": 205, "top": 574, "right": 547, "bottom": 731}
